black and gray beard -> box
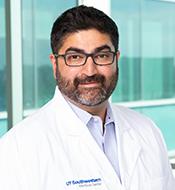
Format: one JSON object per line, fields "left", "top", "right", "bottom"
{"left": 56, "top": 68, "right": 118, "bottom": 106}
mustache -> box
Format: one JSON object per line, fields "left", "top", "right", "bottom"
{"left": 74, "top": 74, "right": 105, "bottom": 87}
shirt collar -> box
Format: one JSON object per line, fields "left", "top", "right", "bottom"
{"left": 67, "top": 100, "right": 115, "bottom": 126}
{"left": 67, "top": 101, "right": 92, "bottom": 125}
{"left": 105, "top": 105, "right": 115, "bottom": 125}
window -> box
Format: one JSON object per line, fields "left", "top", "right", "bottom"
{"left": 0, "top": 0, "right": 76, "bottom": 137}
{"left": 111, "top": 0, "right": 175, "bottom": 151}
{"left": 0, "top": 0, "right": 7, "bottom": 136}
{"left": 22, "top": 0, "right": 76, "bottom": 110}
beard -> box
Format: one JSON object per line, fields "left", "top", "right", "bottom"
{"left": 56, "top": 67, "right": 118, "bottom": 106}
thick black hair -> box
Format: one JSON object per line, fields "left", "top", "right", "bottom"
{"left": 50, "top": 5, "right": 119, "bottom": 54}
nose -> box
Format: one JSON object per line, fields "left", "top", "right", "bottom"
{"left": 82, "top": 56, "right": 98, "bottom": 76}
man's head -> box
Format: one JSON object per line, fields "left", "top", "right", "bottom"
{"left": 50, "top": 5, "right": 120, "bottom": 107}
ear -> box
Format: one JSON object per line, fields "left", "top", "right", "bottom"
{"left": 49, "top": 54, "right": 57, "bottom": 79}
{"left": 116, "top": 50, "right": 120, "bottom": 61}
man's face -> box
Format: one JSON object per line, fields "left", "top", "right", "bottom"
{"left": 50, "top": 29, "right": 120, "bottom": 106}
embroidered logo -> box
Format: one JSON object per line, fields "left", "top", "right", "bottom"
{"left": 66, "top": 178, "right": 102, "bottom": 187}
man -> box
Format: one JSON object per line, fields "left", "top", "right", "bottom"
{"left": 0, "top": 5, "right": 174, "bottom": 190}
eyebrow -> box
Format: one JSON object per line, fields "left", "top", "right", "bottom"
{"left": 64, "top": 44, "right": 112, "bottom": 54}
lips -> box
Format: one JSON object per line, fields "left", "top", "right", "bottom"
{"left": 74, "top": 74, "right": 105, "bottom": 88}
{"left": 78, "top": 81, "right": 101, "bottom": 87}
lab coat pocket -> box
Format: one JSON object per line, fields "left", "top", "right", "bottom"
{"left": 148, "top": 176, "right": 168, "bottom": 190}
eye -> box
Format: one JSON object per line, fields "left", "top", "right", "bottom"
{"left": 68, "top": 54, "right": 80, "bottom": 60}
{"left": 95, "top": 52, "right": 110, "bottom": 59}
{"left": 71, "top": 55, "right": 81, "bottom": 60}
{"left": 65, "top": 53, "right": 85, "bottom": 65}
{"left": 66, "top": 53, "right": 84, "bottom": 61}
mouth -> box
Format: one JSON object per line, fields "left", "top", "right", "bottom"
{"left": 78, "top": 81, "right": 101, "bottom": 88}
{"left": 74, "top": 74, "right": 105, "bottom": 89}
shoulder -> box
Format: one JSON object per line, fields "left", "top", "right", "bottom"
{"left": 111, "top": 104, "right": 165, "bottom": 148}
{"left": 111, "top": 104, "right": 154, "bottom": 126}
{"left": 0, "top": 97, "right": 62, "bottom": 172}
{"left": 111, "top": 104, "right": 172, "bottom": 171}
{"left": 0, "top": 98, "right": 56, "bottom": 146}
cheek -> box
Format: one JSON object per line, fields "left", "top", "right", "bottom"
{"left": 101, "top": 64, "right": 117, "bottom": 77}
{"left": 58, "top": 64, "right": 80, "bottom": 80}
{"left": 112, "top": 61, "right": 118, "bottom": 70}
{"left": 111, "top": 63, "right": 118, "bottom": 76}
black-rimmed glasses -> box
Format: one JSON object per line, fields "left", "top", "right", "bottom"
{"left": 54, "top": 51, "right": 117, "bottom": 67}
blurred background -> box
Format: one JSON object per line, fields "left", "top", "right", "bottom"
{"left": 0, "top": 0, "right": 175, "bottom": 169}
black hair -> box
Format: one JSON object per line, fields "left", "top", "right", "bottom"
{"left": 50, "top": 5, "right": 119, "bottom": 54}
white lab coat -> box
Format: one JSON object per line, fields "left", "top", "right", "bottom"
{"left": 0, "top": 88, "right": 174, "bottom": 190}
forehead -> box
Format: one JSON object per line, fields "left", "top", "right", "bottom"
{"left": 58, "top": 29, "right": 114, "bottom": 53}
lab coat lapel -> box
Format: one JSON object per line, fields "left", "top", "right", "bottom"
{"left": 119, "top": 130, "right": 141, "bottom": 187}
{"left": 112, "top": 106, "right": 142, "bottom": 188}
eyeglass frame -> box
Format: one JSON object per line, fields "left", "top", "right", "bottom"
{"left": 54, "top": 50, "right": 118, "bottom": 67}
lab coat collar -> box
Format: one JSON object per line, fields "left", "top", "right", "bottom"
{"left": 111, "top": 105, "right": 131, "bottom": 133}
{"left": 53, "top": 87, "right": 89, "bottom": 136}
{"left": 111, "top": 105, "right": 142, "bottom": 188}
